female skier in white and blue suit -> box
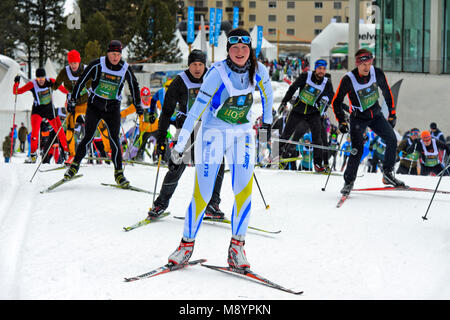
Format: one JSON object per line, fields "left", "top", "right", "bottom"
{"left": 167, "top": 28, "right": 273, "bottom": 269}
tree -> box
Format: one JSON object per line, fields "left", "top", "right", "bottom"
{"left": 82, "top": 11, "right": 113, "bottom": 55}
{"left": 0, "top": 0, "right": 18, "bottom": 57}
{"left": 128, "top": 0, "right": 180, "bottom": 63}
{"left": 84, "top": 40, "right": 102, "bottom": 63}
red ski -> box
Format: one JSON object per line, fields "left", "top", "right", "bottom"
{"left": 352, "top": 186, "right": 450, "bottom": 195}
{"left": 201, "top": 263, "right": 303, "bottom": 295}
{"left": 124, "top": 259, "right": 206, "bottom": 282}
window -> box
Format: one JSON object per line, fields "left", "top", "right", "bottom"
{"left": 268, "top": 1, "right": 277, "bottom": 8}
{"left": 333, "top": 15, "right": 342, "bottom": 23}
{"left": 194, "top": 0, "right": 204, "bottom": 7}
{"left": 216, "top": 1, "right": 222, "bottom": 8}
{"left": 287, "top": 1, "right": 295, "bottom": 9}
{"left": 268, "top": 14, "right": 277, "bottom": 22}
{"left": 287, "top": 28, "right": 295, "bottom": 35}
{"left": 249, "top": 1, "right": 256, "bottom": 8}
{"left": 314, "top": 29, "right": 322, "bottom": 36}
{"left": 268, "top": 28, "right": 277, "bottom": 35}
{"left": 334, "top": 2, "right": 342, "bottom": 10}
{"left": 315, "top": 2, "right": 323, "bottom": 9}
{"left": 287, "top": 15, "right": 295, "bottom": 22}
{"left": 249, "top": 14, "right": 256, "bottom": 22}
{"left": 314, "top": 15, "right": 323, "bottom": 23}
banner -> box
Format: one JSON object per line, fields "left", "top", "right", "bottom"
{"left": 232, "top": 7, "right": 239, "bottom": 29}
{"left": 209, "top": 8, "right": 215, "bottom": 45}
{"left": 187, "top": 6, "right": 195, "bottom": 44}
{"left": 256, "top": 25, "right": 263, "bottom": 58}
{"left": 214, "top": 8, "right": 222, "bottom": 47}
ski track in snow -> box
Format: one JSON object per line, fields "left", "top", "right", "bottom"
{"left": 1, "top": 156, "right": 450, "bottom": 300}
{"left": 0, "top": 165, "right": 36, "bottom": 299}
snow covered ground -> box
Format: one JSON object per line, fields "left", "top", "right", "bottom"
{"left": 1, "top": 152, "right": 449, "bottom": 300}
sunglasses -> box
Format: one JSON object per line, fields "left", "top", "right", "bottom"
{"left": 410, "top": 131, "right": 419, "bottom": 136}
{"left": 228, "top": 36, "right": 251, "bottom": 45}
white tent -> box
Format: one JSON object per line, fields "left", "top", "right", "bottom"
{"left": 310, "top": 22, "right": 376, "bottom": 68}
{"left": 0, "top": 54, "right": 33, "bottom": 146}
{"left": 250, "top": 25, "right": 277, "bottom": 61}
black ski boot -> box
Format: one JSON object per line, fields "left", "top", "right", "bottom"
{"left": 114, "top": 169, "right": 130, "bottom": 187}
{"left": 205, "top": 203, "right": 225, "bottom": 220}
{"left": 382, "top": 169, "right": 405, "bottom": 187}
{"left": 64, "top": 162, "right": 80, "bottom": 180}
{"left": 147, "top": 204, "right": 167, "bottom": 220}
{"left": 340, "top": 180, "right": 354, "bottom": 196}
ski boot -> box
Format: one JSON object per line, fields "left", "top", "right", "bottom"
{"left": 168, "top": 237, "right": 195, "bottom": 266}
{"left": 204, "top": 203, "right": 225, "bottom": 220}
{"left": 24, "top": 153, "right": 37, "bottom": 164}
{"left": 314, "top": 163, "right": 327, "bottom": 173}
{"left": 382, "top": 169, "right": 405, "bottom": 187}
{"left": 147, "top": 204, "right": 167, "bottom": 220}
{"left": 65, "top": 155, "right": 75, "bottom": 165}
{"left": 340, "top": 180, "right": 354, "bottom": 196}
{"left": 64, "top": 162, "right": 80, "bottom": 180}
{"left": 114, "top": 169, "right": 130, "bottom": 187}
{"left": 228, "top": 236, "right": 250, "bottom": 269}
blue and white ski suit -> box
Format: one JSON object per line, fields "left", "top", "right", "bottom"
{"left": 174, "top": 60, "right": 273, "bottom": 240}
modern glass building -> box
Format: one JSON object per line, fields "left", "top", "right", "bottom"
{"left": 374, "top": 0, "right": 450, "bottom": 74}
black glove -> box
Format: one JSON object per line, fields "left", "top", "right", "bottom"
{"left": 260, "top": 123, "right": 271, "bottom": 143}
{"left": 388, "top": 114, "right": 396, "bottom": 128}
{"left": 155, "top": 139, "right": 166, "bottom": 157}
{"left": 135, "top": 104, "right": 144, "bottom": 116}
{"left": 277, "top": 102, "right": 287, "bottom": 115}
{"left": 14, "top": 75, "right": 20, "bottom": 84}
{"left": 175, "top": 113, "right": 187, "bottom": 129}
{"left": 148, "top": 112, "right": 156, "bottom": 124}
{"left": 67, "top": 99, "right": 76, "bottom": 114}
{"left": 168, "top": 148, "right": 183, "bottom": 172}
{"left": 339, "top": 121, "right": 349, "bottom": 134}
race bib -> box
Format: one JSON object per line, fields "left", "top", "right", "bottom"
{"left": 216, "top": 93, "right": 253, "bottom": 124}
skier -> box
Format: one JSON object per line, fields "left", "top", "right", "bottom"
{"left": 166, "top": 28, "right": 273, "bottom": 269}
{"left": 396, "top": 128, "right": 420, "bottom": 175}
{"left": 147, "top": 49, "right": 227, "bottom": 220}
{"left": 13, "top": 68, "right": 69, "bottom": 163}
{"left": 53, "top": 49, "right": 111, "bottom": 165}
{"left": 298, "top": 133, "right": 314, "bottom": 171}
{"left": 331, "top": 48, "right": 404, "bottom": 196}
{"left": 368, "top": 134, "right": 386, "bottom": 173}
{"left": 408, "top": 131, "right": 450, "bottom": 176}
{"left": 64, "top": 40, "right": 142, "bottom": 186}
{"left": 328, "top": 132, "right": 340, "bottom": 171}
{"left": 340, "top": 135, "right": 352, "bottom": 172}
{"left": 429, "top": 122, "right": 445, "bottom": 143}
{"left": 277, "top": 59, "right": 334, "bottom": 172}
{"left": 121, "top": 87, "right": 158, "bottom": 161}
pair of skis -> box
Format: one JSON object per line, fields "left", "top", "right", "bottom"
{"left": 124, "top": 259, "right": 302, "bottom": 295}
{"left": 336, "top": 185, "right": 450, "bottom": 208}
{"left": 40, "top": 174, "right": 155, "bottom": 195}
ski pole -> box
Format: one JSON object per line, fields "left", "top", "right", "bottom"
{"left": 10, "top": 86, "right": 18, "bottom": 159}
{"left": 273, "top": 137, "right": 358, "bottom": 156}
{"left": 253, "top": 172, "right": 269, "bottom": 210}
{"left": 152, "top": 154, "right": 162, "bottom": 206}
{"left": 322, "top": 133, "right": 346, "bottom": 191}
{"left": 408, "top": 142, "right": 418, "bottom": 175}
{"left": 30, "top": 117, "right": 68, "bottom": 182}
{"left": 422, "top": 157, "right": 450, "bottom": 221}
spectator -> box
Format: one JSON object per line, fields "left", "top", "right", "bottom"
{"left": 18, "top": 122, "right": 28, "bottom": 152}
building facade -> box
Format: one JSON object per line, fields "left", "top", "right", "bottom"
{"left": 177, "top": 1, "right": 371, "bottom": 49}
{"left": 374, "top": 0, "right": 450, "bottom": 74}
